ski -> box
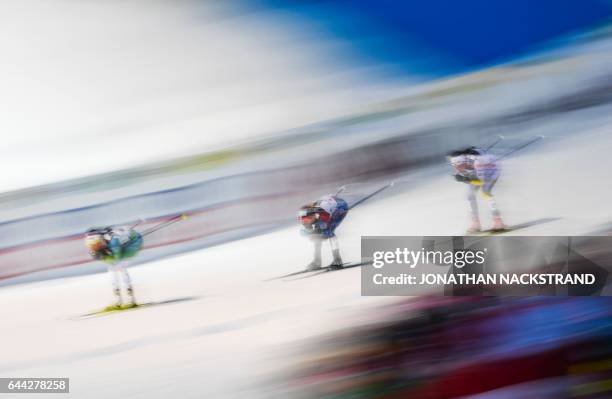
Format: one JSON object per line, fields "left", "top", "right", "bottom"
{"left": 264, "top": 269, "right": 315, "bottom": 281}
{"left": 266, "top": 261, "right": 372, "bottom": 281}
{"left": 76, "top": 303, "right": 152, "bottom": 319}
{"left": 470, "top": 217, "right": 561, "bottom": 236}
{"left": 290, "top": 261, "right": 372, "bottom": 280}
{"left": 73, "top": 297, "right": 197, "bottom": 320}
{"left": 474, "top": 228, "right": 511, "bottom": 236}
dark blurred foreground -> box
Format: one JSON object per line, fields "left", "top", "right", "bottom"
{"left": 276, "top": 297, "right": 612, "bottom": 398}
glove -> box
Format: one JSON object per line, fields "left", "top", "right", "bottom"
{"left": 301, "top": 224, "right": 320, "bottom": 236}
{"left": 454, "top": 174, "right": 471, "bottom": 183}
{"left": 469, "top": 179, "right": 483, "bottom": 186}
{"left": 300, "top": 227, "right": 313, "bottom": 237}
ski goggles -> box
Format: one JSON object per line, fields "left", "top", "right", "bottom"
{"left": 297, "top": 209, "right": 331, "bottom": 224}
{"left": 298, "top": 210, "right": 316, "bottom": 225}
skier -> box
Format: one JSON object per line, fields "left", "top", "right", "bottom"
{"left": 447, "top": 146, "right": 505, "bottom": 232}
{"left": 84, "top": 225, "right": 143, "bottom": 309}
{"left": 298, "top": 194, "right": 349, "bottom": 270}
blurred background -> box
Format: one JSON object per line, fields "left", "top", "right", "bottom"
{"left": 1, "top": 1, "right": 612, "bottom": 398}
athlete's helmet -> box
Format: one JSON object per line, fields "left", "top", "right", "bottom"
{"left": 448, "top": 146, "right": 484, "bottom": 158}
{"left": 84, "top": 227, "right": 110, "bottom": 252}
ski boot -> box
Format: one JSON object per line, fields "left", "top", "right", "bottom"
{"left": 467, "top": 217, "right": 482, "bottom": 234}
{"left": 328, "top": 260, "right": 344, "bottom": 271}
{"left": 328, "top": 249, "right": 344, "bottom": 271}
{"left": 104, "top": 289, "right": 122, "bottom": 311}
{"left": 123, "top": 287, "right": 138, "bottom": 309}
{"left": 307, "top": 260, "right": 323, "bottom": 271}
{"left": 491, "top": 216, "right": 506, "bottom": 232}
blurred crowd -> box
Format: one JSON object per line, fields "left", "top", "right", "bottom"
{"left": 279, "top": 297, "right": 612, "bottom": 398}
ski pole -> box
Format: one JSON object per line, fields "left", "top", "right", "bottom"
{"left": 496, "top": 135, "right": 544, "bottom": 161}
{"left": 128, "top": 218, "right": 145, "bottom": 230}
{"left": 349, "top": 182, "right": 394, "bottom": 210}
{"left": 485, "top": 135, "right": 504, "bottom": 151}
{"left": 334, "top": 185, "right": 347, "bottom": 196}
{"left": 116, "top": 214, "right": 189, "bottom": 251}
{"left": 335, "top": 183, "right": 366, "bottom": 196}
{"left": 140, "top": 213, "right": 189, "bottom": 238}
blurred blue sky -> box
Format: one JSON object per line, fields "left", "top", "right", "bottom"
{"left": 247, "top": 0, "right": 612, "bottom": 76}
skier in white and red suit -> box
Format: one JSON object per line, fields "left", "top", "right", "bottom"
{"left": 448, "top": 147, "right": 505, "bottom": 233}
